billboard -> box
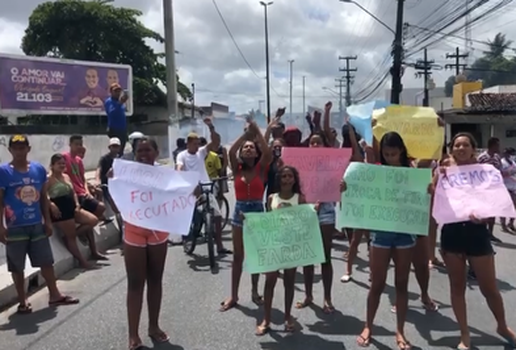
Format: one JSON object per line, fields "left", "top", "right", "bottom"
{"left": 0, "top": 54, "right": 133, "bottom": 116}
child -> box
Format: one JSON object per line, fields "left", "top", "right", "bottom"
{"left": 255, "top": 165, "right": 305, "bottom": 336}
{"left": 341, "top": 132, "right": 418, "bottom": 350}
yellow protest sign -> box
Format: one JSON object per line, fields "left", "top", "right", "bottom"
{"left": 372, "top": 105, "right": 444, "bottom": 159}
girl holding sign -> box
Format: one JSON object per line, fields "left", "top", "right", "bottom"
{"left": 433, "top": 133, "right": 516, "bottom": 350}
{"left": 255, "top": 165, "right": 305, "bottom": 336}
{"left": 342, "top": 132, "right": 417, "bottom": 350}
{"left": 220, "top": 118, "right": 272, "bottom": 312}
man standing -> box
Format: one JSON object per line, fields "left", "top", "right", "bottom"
{"left": 0, "top": 135, "right": 79, "bottom": 313}
{"left": 477, "top": 137, "right": 503, "bottom": 242}
{"left": 176, "top": 119, "right": 231, "bottom": 255}
{"left": 104, "top": 83, "right": 128, "bottom": 157}
{"left": 96, "top": 137, "right": 121, "bottom": 202}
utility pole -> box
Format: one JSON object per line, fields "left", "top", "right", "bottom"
{"left": 335, "top": 78, "right": 346, "bottom": 120}
{"left": 288, "top": 59, "right": 294, "bottom": 118}
{"left": 190, "top": 83, "right": 195, "bottom": 119}
{"left": 260, "top": 1, "right": 273, "bottom": 123}
{"left": 391, "top": 0, "right": 405, "bottom": 104}
{"left": 445, "top": 47, "right": 469, "bottom": 75}
{"left": 339, "top": 55, "right": 358, "bottom": 106}
{"left": 163, "top": 0, "right": 178, "bottom": 161}
{"left": 302, "top": 76, "right": 306, "bottom": 116}
{"left": 414, "top": 48, "right": 434, "bottom": 107}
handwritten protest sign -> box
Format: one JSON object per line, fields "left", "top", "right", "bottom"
{"left": 338, "top": 163, "right": 432, "bottom": 235}
{"left": 433, "top": 164, "right": 516, "bottom": 224}
{"left": 243, "top": 204, "right": 325, "bottom": 273}
{"left": 373, "top": 105, "right": 444, "bottom": 159}
{"left": 108, "top": 159, "right": 200, "bottom": 234}
{"left": 347, "top": 100, "right": 390, "bottom": 145}
{"left": 281, "top": 147, "right": 351, "bottom": 202}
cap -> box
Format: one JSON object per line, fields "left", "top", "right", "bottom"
{"left": 110, "top": 83, "right": 122, "bottom": 92}
{"left": 109, "top": 137, "right": 121, "bottom": 146}
{"left": 128, "top": 131, "right": 144, "bottom": 141}
{"left": 8, "top": 134, "right": 29, "bottom": 147}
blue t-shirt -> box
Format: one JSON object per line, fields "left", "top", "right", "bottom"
{"left": 104, "top": 97, "right": 127, "bottom": 130}
{"left": 0, "top": 162, "right": 47, "bottom": 228}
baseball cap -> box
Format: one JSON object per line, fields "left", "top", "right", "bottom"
{"left": 110, "top": 83, "right": 122, "bottom": 92}
{"left": 109, "top": 137, "right": 121, "bottom": 146}
{"left": 8, "top": 134, "right": 29, "bottom": 147}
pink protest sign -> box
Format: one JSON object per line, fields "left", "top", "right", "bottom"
{"left": 432, "top": 163, "right": 516, "bottom": 224}
{"left": 281, "top": 147, "right": 351, "bottom": 203}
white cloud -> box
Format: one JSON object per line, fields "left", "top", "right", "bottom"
{"left": 1, "top": 0, "right": 516, "bottom": 113}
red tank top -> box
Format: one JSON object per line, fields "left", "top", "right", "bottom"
{"left": 234, "top": 163, "right": 267, "bottom": 201}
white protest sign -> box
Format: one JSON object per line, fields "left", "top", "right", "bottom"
{"left": 108, "top": 159, "right": 200, "bottom": 234}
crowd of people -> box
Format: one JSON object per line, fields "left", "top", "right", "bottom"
{"left": 1, "top": 94, "right": 516, "bottom": 350}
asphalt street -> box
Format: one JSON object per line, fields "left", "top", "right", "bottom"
{"left": 1, "top": 184, "right": 516, "bottom": 350}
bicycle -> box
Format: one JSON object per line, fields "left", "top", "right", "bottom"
{"left": 182, "top": 176, "right": 228, "bottom": 268}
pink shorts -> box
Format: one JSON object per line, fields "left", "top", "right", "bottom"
{"left": 124, "top": 222, "right": 169, "bottom": 247}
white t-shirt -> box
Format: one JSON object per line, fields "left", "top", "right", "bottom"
{"left": 501, "top": 157, "right": 516, "bottom": 191}
{"left": 176, "top": 146, "right": 209, "bottom": 182}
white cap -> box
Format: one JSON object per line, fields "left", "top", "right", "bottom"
{"left": 109, "top": 137, "right": 121, "bottom": 146}
{"left": 128, "top": 131, "right": 144, "bottom": 141}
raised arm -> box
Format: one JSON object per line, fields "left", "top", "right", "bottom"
{"left": 248, "top": 120, "right": 272, "bottom": 167}
{"left": 323, "top": 101, "right": 336, "bottom": 144}
{"left": 346, "top": 122, "right": 364, "bottom": 162}
{"left": 204, "top": 118, "right": 221, "bottom": 152}
{"left": 264, "top": 108, "right": 285, "bottom": 142}
{"left": 229, "top": 133, "right": 248, "bottom": 174}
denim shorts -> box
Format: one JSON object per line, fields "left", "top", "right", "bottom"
{"left": 318, "top": 202, "right": 335, "bottom": 225}
{"left": 6, "top": 224, "right": 55, "bottom": 273}
{"left": 232, "top": 200, "right": 264, "bottom": 227}
{"left": 370, "top": 231, "right": 416, "bottom": 249}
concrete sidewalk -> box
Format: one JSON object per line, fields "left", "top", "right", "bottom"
{"left": 0, "top": 170, "right": 121, "bottom": 310}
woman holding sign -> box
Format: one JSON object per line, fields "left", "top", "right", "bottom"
{"left": 433, "top": 133, "right": 516, "bottom": 350}
{"left": 342, "top": 132, "right": 417, "bottom": 350}
{"left": 109, "top": 138, "right": 171, "bottom": 350}
{"left": 220, "top": 118, "right": 272, "bottom": 312}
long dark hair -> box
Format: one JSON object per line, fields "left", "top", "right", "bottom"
{"left": 239, "top": 140, "right": 262, "bottom": 171}
{"left": 379, "top": 132, "right": 410, "bottom": 167}
{"left": 274, "top": 165, "right": 302, "bottom": 195}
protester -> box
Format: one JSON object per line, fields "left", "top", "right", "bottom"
{"left": 123, "top": 131, "right": 145, "bottom": 161}
{"left": 0, "top": 135, "right": 79, "bottom": 313}
{"left": 172, "top": 138, "right": 186, "bottom": 164}
{"left": 109, "top": 137, "right": 170, "bottom": 350}
{"left": 215, "top": 144, "right": 230, "bottom": 201}
{"left": 435, "top": 132, "right": 516, "bottom": 350}
{"left": 104, "top": 83, "right": 128, "bottom": 157}
{"left": 220, "top": 117, "right": 272, "bottom": 312}
{"left": 48, "top": 154, "right": 106, "bottom": 268}
{"left": 96, "top": 138, "right": 121, "bottom": 206}
{"left": 254, "top": 165, "right": 303, "bottom": 335}
{"left": 175, "top": 119, "right": 231, "bottom": 255}
{"left": 199, "top": 137, "right": 222, "bottom": 180}
{"left": 500, "top": 147, "right": 516, "bottom": 232}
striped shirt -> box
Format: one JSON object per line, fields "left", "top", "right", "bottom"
{"left": 477, "top": 151, "right": 502, "bottom": 170}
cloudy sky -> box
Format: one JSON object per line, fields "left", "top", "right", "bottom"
{"left": 1, "top": 0, "right": 516, "bottom": 113}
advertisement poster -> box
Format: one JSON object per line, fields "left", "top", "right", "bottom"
{"left": 0, "top": 54, "right": 133, "bottom": 115}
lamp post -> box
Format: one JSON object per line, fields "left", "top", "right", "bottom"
{"left": 260, "top": 1, "right": 273, "bottom": 123}
{"left": 163, "top": 0, "right": 178, "bottom": 162}
{"left": 339, "top": 0, "right": 405, "bottom": 104}
{"left": 288, "top": 59, "right": 294, "bottom": 118}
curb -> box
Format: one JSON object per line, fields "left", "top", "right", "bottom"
{"left": 0, "top": 218, "right": 121, "bottom": 310}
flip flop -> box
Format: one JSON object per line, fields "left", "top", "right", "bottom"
{"left": 397, "top": 339, "right": 412, "bottom": 350}
{"left": 340, "top": 274, "right": 352, "bottom": 283}
{"left": 149, "top": 331, "right": 170, "bottom": 343}
{"left": 284, "top": 320, "right": 295, "bottom": 333}
{"left": 255, "top": 324, "right": 270, "bottom": 336}
{"left": 500, "top": 334, "right": 516, "bottom": 348}
{"left": 422, "top": 300, "right": 439, "bottom": 312}
{"left": 323, "top": 303, "right": 335, "bottom": 314}
{"left": 456, "top": 345, "right": 469, "bottom": 350}
{"left": 251, "top": 294, "right": 264, "bottom": 306}
{"left": 49, "top": 295, "right": 80, "bottom": 307}
{"left": 356, "top": 335, "right": 370, "bottom": 347}
{"left": 219, "top": 299, "right": 238, "bottom": 312}
{"left": 295, "top": 299, "right": 313, "bottom": 309}
{"left": 16, "top": 303, "right": 32, "bottom": 314}
{"left": 129, "top": 342, "right": 144, "bottom": 350}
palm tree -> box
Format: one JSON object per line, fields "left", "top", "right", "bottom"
{"left": 484, "top": 33, "right": 512, "bottom": 60}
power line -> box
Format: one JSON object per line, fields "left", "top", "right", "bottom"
{"left": 445, "top": 47, "right": 469, "bottom": 75}
{"left": 211, "top": 0, "right": 261, "bottom": 80}
{"left": 339, "top": 56, "right": 358, "bottom": 107}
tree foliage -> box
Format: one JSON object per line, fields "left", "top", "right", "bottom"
{"left": 444, "top": 32, "right": 516, "bottom": 97}
{"left": 21, "top": 0, "right": 191, "bottom": 106}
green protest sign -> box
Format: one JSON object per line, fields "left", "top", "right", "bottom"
{"left": 338, "top": 163, "right": 431, "bottom": 235}
{"left": 243, "top": 204, "right": 325, "bottom": 274}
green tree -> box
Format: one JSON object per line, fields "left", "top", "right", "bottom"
{"left": 443, "top": 32, "right": 516, "bottom": 97}
{"left": 21, "top": 0, "right": 191, "bottom": 106}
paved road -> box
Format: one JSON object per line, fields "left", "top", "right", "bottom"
{"left": 1, "top": 185, "right": 516, "bottom": 349}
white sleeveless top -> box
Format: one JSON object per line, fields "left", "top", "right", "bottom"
{"left": 270, "top": 193, "right": 299, "bottom": 210}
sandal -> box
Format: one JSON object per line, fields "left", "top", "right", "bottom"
{"left": 129, "top": 342, "right": 144, "bottom": 350}
{"left": 149, "top": 331, "right": 170, "bottom": 343}
{"left": 219, "top": 299, "right": 238, "bottom": 312}
{"left": 255, "top": 324, "right": 270, "bottom": 336}
{"left": 251, "top": 294, "right": 263, "bottom": 306}
{"left": 16, "top": 303, "right": 32, "bottom": 314}
{"left": 49, "top": 295, "right": 80, "bottom": 306}
{"left": 295, "top": 298, "right": 313, "bottom": 309}
{"left": 284, "top": 319, "right": 295, "bottom": 333}
{"left": 397, "top": 339, "right": 412, "bottom": 350}
{"left": 356, "top": 335, "right": 370, "bottom": 347}
{"left": 422, "top": 300, "right": 439, "bottom": 312}
{"left": 323, "top": 301, "right": 335, "bottom": 314}
{"left": 340, "top": 274, "right": 352, "bottom": 283}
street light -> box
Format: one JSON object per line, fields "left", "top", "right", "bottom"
{"left": 339, "top": 0, "right": 395, "bottom": 34}
{"left": 260, "top": 1, "right": 273, "bottom": 123}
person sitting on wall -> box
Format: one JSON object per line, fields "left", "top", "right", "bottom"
{"left": 104, "top": 83, "right": 128, "bottom": 157}
{"left": 62, "top": 135, "right": 112, "bottom": 225}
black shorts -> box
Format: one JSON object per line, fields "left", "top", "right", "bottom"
{"left": 441, "top": 221, "right": 493, "bottom": 257}
{"left": 79, "top": 195, "right": 99, "bottom": 214}
{"left": 51, "top": 194, "right": 76, "bottom": 222}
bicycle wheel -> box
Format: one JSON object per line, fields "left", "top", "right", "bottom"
{"left": 183, "top": 206, "right": 203, "bottom": 255}
{"left": 205, "top": 211, "right": 216, "bottom": 268}
{"left": 220, "top": 195, "right": 230, "bottom": 231}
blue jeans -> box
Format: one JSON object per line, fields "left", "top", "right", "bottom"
{"left": 232, "top": 200, "right": 264, "bottom": 227}
{"left": 370, "top": 231, "right": 416, "bottom": 249}
{"left": 318, "top": 202, "right": 335, "bottom": 225}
